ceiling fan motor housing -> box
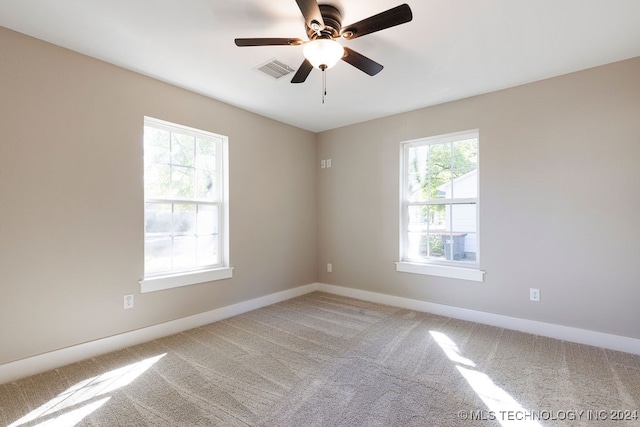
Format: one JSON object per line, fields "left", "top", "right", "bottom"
{"left": 307, "top": 4, "right": 342, "bottom": 40}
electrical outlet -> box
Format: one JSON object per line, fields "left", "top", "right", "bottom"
{"left": 124, "top": 294, "right": 134, "bottom": 309}
{"left": 327, "top": 263, "right": 332, "bottom": 273}
{"left": 529, "top": 288, "right": 540, "bottom": 302}
{"left": 326, "top": 159, "right": 332, "bottom": 168}
{"left": 321, "top": 160, "right": 326, "bottom": 168}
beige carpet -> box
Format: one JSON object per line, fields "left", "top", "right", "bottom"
{"left": 1, "top": 292, "right": 639, "bottom": 426}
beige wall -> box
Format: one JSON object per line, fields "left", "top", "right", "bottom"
{"left": 2, "top": 24, "right": 639, "bottom": 367}
{"left": 317, "top": 57, "right": 640, "bottom": 339}
{"left": 0, "top": 27, "right": 317, "bottom": 364}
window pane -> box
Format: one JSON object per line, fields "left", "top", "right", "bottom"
{"left": 451, "top": 204, "right": 477, "bottom": 233}
{"left": 428, "top": 204, "right": 447, "bottom": 259}
{"left": 171, "top": 166, "right": 195, "bottom": 198}
{"left": 408, "top": 145, "right": 428, "bottom": 174}
{"left": 144, "top": 164, "right": 171, "bottom": 197}
{"left": 407, "top": 205, "right": 427, "bottom": 259}
{"left": 173, "top": 204, "right": 196, "bottom": 235}
{"left": 429, "top": 204, "right": 447, "bottom": 233}
{"left": 410, "top": 142, "right": 474, "bottom": 201}
{"left": 407, "top": 205, "right": 447, "bottom": 233}
{"left": 197, "top": 204, "right": 218, "bottom": 235}
{"left": 453, "top": 139, "right": 478, "bottom": 174}
{"left": 144, "top": 126, "right": 170, "bottom": 166}
{"left": 427, "top": 142, "right": 452, "bottom": 199}
{"left": 197, "top": 235, "right": 218, "bottom": 266}
{"left": 427, "top": 232, "right": 446, "bottom": 259}
{"left": 441, "top": 233, "right": 468, "bottom": 261}
{"left": 430, "top": 169, "right": 453, "bottom": 199}
{"left": 451, "top": 138, "right": 478, "bottom": 198}
{"left": 407, "top": 205, "right": 428, "bottom": 233}
{"left": 407, "top": 232, "right": 450, "bottom": 260}
{"left": 195, "top": 170, "right": 217, "bottom": 200}
{"left": 407, "top": 172, "right": 428, "bottom": 202}
{"left": 196, "top": 138, "right": 217, "bottom": 170}
{"left": 428, "top": 142, "right": 452, "bottom": 168}
{"left": 406, "top": 205, "right": 447, "bottom": 259}
{"left": 407, "top": 232, "right": 425, "bottom": 259}
{"left": 461, "top": 232, "right": 477, "bottom": 261}
{"left": 145, "top": 236, "right": 172, "bottom": 274}
{"left": 173, "top": 236, "right": 197, "bottom": 270}
{"left": 171, "top": 133, "right": 195, "bottom": 167}
{"left": 448, "top": 204, "right": 477, "bottom": 262}
{"left": 145, "top": 203, "right": 172, "bottom": 233}
{"left": 451, "top": 168, "right": 478, "bottom": 198}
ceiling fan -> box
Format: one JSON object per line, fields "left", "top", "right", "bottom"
{"left": 234, "top": 0, "right": 413, "bottom": 84}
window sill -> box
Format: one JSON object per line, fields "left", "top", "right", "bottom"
{"left": 140, "top": 267, "right": 233, "bottom": 293}
{"left": 395, "top": 261, "right": 484, "bottom": 282}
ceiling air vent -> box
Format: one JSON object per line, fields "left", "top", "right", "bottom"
{"left": 255, "top": 59, "right": 295, "bottom": 80}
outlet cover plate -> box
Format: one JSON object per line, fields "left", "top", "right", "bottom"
{"left": 529, "top": 288, "right": 540, "bottom": 302}
{"left": 124, "top": 294, "right": 134, "bottom": 309}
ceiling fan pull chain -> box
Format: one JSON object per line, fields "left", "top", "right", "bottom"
{"left": 322, "top": 68, "right": 327, "bottom": 104}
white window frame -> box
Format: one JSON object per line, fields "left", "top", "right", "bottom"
{"left": 396, "top": 130, "right": 484, "bottom": 282}
{"left": 140, "top": 117, "right": 232, "bottom": 293}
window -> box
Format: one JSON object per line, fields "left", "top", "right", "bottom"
{"left": 397, "top": 130, "right": 483, "bottom": 281}
{"left": 140, "top": 117, "right": 231, "bottom": 293}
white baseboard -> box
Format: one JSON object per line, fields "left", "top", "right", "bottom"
{"left": 2, "top": 282, "right": 638, "bottom": 385}
{"left": 316, "top": 283, "right": 640, "bottom": 356}
{"left": 0, "top": 283, "right": 318, "bottom": 385}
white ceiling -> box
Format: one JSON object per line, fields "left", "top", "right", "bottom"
{"left": 1, "top": 0, "right": 639, "bottom": 132}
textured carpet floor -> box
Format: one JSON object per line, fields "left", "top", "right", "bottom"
{"left": 1, "top": 292, "right": 639, "bottom": 426}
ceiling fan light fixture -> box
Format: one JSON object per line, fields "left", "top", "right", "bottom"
{"left": 303, "top": 39, "right": 344, "bottom": 70}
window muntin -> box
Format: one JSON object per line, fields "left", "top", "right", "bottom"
{"left": 143, "top": 117, "right": 227, "bottom": 278}
{"left": 401, "top": 130, "right": 479, "bottom": 266}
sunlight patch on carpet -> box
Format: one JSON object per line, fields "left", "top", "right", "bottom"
{"left": 429, "top": 331, "right": 476, "bottom": 367}
{"left": 430, "top": 331, "right": 541, "bottom": 427}
{"left": 9, "top": 354, "right": 166, "bottom": 427}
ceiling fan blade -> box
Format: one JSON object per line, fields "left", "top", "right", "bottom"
{"left": 341, "top": 47, "right": 383, "bottom": 76}
{"left": 234, "top": 38, "right": 304, "bottom": 47}
{"left": 340, "top": 4, "right": 413, "bottom": 40}
{"left": 291, "top": 59, "right": 314, "bottom": 83}
{"left": 295, "top": 0, "right": 325, "bottom": 30}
